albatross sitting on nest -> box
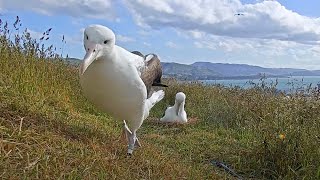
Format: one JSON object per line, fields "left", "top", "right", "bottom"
{"left": 160, "top": 92, "right": 187, "bottom": 123}
{"left": 79, "top": 24, "right": 167, "bottom": 155}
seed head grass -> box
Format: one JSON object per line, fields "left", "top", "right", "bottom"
{"left": 1, "top": 16, "right": 319, "bottom": 179}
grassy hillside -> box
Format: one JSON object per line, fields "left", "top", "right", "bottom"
{"left": 1, "top": 17, "right": 320, "bottom": 179}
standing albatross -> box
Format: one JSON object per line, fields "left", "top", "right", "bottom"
{"left": 79, "top": 24, "right": 167, "bottom": 155}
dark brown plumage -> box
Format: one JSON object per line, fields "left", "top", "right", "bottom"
{"left": 131, "top": 51, "right": 144, "bottom": 57}
{"left": 131, "top": 51, "right": 168, "bottom": 97}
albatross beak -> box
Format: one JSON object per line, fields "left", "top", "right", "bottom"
{"left": 176, "top": 102, "right": 181, "bottom": 116}
{"left": 80, "top": 42, "right": 98, "bottom": 75}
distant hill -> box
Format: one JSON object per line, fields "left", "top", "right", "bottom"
{"left": 191, "top": 62, "right": 305, "bottom": 77}
{"left": 161, "top": 62, "right": 221, "bottom": 80}
{"left": 162, "top": 62, "right": 320, "bottom": 80}
{"left": 64, "top": 58, "right": 320, "bottom": 80}
{"left": 65, "top": 58, "right": 81, "bottom": 66}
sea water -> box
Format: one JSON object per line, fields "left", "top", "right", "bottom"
{"left": 202, "top": 76, "right": 320, "bottom": 92}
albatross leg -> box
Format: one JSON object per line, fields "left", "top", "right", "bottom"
{"left": 123, "top": 120, "right": 141, "bottom": 155}
{"left": 127, "top": 131, "right": 140, "bottom": 155}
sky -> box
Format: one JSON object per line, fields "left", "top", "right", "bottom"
{"left": 0, "top": 0, "right": 320, "bottom": 70}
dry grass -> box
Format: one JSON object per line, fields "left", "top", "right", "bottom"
{"left": 1, "top": 16, "right": 320, "bottom": 179}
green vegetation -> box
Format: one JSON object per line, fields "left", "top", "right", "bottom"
{"left": 1, "top": 17, "right": 320, "bottom": 179}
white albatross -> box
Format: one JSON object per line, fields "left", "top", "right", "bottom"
{"left": 79, "top": 24, "right": 167, "bottom": 155}
{"left": 160, "top": 92, "right": 187, "bottom": 123}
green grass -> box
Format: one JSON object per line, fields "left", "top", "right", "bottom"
{"left": 1, "top": 17, "right": 320, "bottom": 179}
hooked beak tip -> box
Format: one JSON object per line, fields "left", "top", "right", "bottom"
{"left": 79, "top": 62, "right": 87, "bottom": 75}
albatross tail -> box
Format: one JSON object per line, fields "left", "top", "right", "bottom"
{"left": 144, "top": 90, "right": 165, "bottom": 119}
{"left": 148, "top": 90, "right": 165, "bottom": 108}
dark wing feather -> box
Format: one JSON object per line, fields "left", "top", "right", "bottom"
{"left": 140, "top": 54, "right": 168, "bottom": 97}
{"left": 131, "top": 51, "right": 144, "bottom": 57}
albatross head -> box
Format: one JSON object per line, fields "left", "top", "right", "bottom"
{"left": 80, "top": 24, "right": 116, "bottom": 75}
{"left": 175, "top": 92, "right": 186, "bottom": 104}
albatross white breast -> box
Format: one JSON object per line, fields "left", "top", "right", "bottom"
{"left": 160, "top": 92, "right": 187, "bottom": 123}
{"left": 79, "top": 24, "right": 166, "bottom": 155}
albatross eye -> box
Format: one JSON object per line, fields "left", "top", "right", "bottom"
{"left": 104, "top": 40, "right": 108, "bottom": 44}
{"left": 86, "top": 35, "right": 88, "bottom": 40}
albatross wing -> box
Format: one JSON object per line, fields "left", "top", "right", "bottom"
{"left": 130, "top": 51, "right": 168, "bottom": 97}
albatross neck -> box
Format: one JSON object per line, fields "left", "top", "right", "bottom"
{"left": 174, "top": 101, "right": 185, "bottom": 116}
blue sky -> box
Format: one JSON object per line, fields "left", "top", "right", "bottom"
{"left": 0, "top": 0, "right": 320, "bottom": 69}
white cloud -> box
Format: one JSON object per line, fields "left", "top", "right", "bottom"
{"left": 138, "top": 30, "right": 151, "bottom": 36}
{"left": 71, "top": 18, "right": 83, "bottom": 26}
{"left": 311, "top": 46, "right": 320, "bottom": 55}
{"left": 124, "top": 0, "right": 320, "bottom": 45}
{"left": 116, "top": 34, "right": 135, "bottom": 43}
{"left": 26, "top": 29, "right": 43, "bottom": 39}
{"left": 192, "top": 32, "right": 320, "bottom": 69}
{"left": 0, "top": 0, "right": 116, "bottom": 20}
{"left": 165, "top": 41, "right": 179, "bottom": 49}
{"left": 3, "top": 0, "right": 319, "bottom": 69}
{"left": 143, "top": 42, "right": 151, "bottom": 47}
{"left": 191, "top": 32, "right": 255, "bottom": 52}
{"left": 122, "top": 0, "right": 320, "bottom": 69}
{"left": 188, "top": 30, "right": 206, "bottom": 39}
